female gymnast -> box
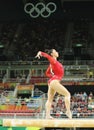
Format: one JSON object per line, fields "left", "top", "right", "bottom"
{"left": 35, "top": 49, "right": 72, "bottom": 119}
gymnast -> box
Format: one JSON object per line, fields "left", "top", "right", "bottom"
{"left": 35, "top": 49, "right": 72, "bottom": 119}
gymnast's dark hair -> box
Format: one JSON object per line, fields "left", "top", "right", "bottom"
{"left": 45, "top": 49, "right": 54, "bottom": 55}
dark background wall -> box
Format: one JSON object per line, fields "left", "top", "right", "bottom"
{"left": 0, "top": 0, "right": 25, "bottom": 22}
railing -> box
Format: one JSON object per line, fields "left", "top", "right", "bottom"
{"left": 0, "top": 60, "right": 93, "bottom": 66}
{"left": 0, "top": 112, "right": 94, "bottom": 119}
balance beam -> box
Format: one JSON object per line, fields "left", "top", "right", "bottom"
{"left": 3, "top": 119, "right": 94, "bottom": 128}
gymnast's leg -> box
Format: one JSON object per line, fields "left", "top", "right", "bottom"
{"left": 50, "top": 80, "right": 72, "bottom": 119}
{"left": 45, "top": 84, "right": 56, "bottom": 119}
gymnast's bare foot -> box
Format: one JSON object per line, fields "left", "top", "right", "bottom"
{"left": 65, "top": 111, "right": 72, "bottom": 119}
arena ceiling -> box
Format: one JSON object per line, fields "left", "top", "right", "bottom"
{"left": 0, "top": 0, "right": 94, "bottom": 22}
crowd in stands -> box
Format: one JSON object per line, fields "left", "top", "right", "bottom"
{"left": 51, "top": 92, "right": 94, "bottom": 118}
{"left": 0, "top": 20, "right": 67, "bottom": 61}
{"left": 0, "top": 89, "right": 94, "bottom": 118}
{"left": 71, "top": 22, "right": 89, "bottom": 48}
{"left": 0, "top": 23, "right": 18, "bottom": 61}
{"left": 0, "top": 20, "right": 94, "bottom": 61}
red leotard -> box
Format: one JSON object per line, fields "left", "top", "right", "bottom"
{"left": 41, "top": 52, "right": 64, "bottom": 84}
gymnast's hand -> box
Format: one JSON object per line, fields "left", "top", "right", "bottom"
{"left": 35, "top": 51, "right": 42, "bottom": 59}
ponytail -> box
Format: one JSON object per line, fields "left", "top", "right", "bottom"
{"left": 45, "top": 49, "right": 53, "bottom": 55}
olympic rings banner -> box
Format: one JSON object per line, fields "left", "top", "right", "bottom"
{"left": 24, "top": 2, "right": 57, "bottom": 18}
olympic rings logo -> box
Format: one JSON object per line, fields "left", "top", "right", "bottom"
{"left": 24, "top": 2, "right": 57, "bottom": 18}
